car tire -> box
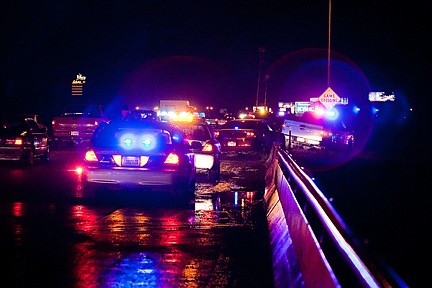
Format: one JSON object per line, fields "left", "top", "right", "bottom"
{"left": 21, "top": 149, "right": 35, "bottom": 165}
{"left": 173, "top": 178, "right": 195, "bottom": 204}
{"left": 208, "top": 166, "right": 220, "bottom": 183}
{"left": 82, "top": 181, "right": 98, "bottom": 200}
{"left": 41, "top": 146, "right": 50, "bottom": 162}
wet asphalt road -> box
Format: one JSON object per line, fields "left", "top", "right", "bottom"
{"left": 0, "top": 148, "right": 274, "bottom": 288}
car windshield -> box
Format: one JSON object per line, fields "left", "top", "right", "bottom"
{"left": 175, "top": 123, "right": 211, "bottom": 141}
{"left": 62, "top": 104, "right": 103, "bottom": 118}
{"left": 129, "top": 110, "right": 158, "bottom": 120}
{"left": 222, "top": 120, "right": 260, "bottom": 130}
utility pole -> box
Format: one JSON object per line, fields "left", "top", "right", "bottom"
{"left": 256, "top": 47, "right": 265, "bottom": 110}
{"left": 263, "top": 73, "right": 269, "bottom": 110}
{"left": 327, "top": 0, "right": 332, "bottom": 87}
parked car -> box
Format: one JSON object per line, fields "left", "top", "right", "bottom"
{"left": 283, "top": 112, "right": 354, "bottom": 151}
{"left": 51, "top": 104, "right": 109, "bottom": 146}
{"left": 129, "top": 109, "right": 160, "bottom": 121}
{"left": 81, "top": 118, "right": 196, "bottom": 201}
{"left": 0, "top": 114, "right": 50, "bottom": 165}
{"left": 173, "top": 119, "right": 221, "bottom": 182}
{"left": 215, "top": 118, "right": 285, "bottom": 153}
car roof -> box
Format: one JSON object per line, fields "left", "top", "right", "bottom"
{"left": 92, "top": 119, "right": 186, "bottom": 147}
{"left": 108, "top": 118, "right": 178, "bottom": 129}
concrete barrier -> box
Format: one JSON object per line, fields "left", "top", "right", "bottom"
{"left": 263, "top": 144, "right": 397, "bottom": 287}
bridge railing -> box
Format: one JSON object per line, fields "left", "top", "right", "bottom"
{"left": 264, "top": 144, "right": 404, "bottom": 287}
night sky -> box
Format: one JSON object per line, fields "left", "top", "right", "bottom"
{"left": 1, "top": 0, "right": 428, "bottom": 122}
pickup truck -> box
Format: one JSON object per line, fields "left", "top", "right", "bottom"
{"left": 51, "top": 104, "right": 109, "bottom": 146}
{"left": 282, "top": 118, "right": 325, "bottom": 149}
{"left": 281, "top": 115, "right": 354, "bottom": 151}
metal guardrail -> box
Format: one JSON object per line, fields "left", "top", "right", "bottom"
{"left": 264, "top": 144, "right": 407, "bottom": 287}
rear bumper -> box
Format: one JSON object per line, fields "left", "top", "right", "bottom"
{"left": 52, "top": 131, "right": 94, "bottom": 140}
{"left": 0, "top": 146, "right": 30, "bottom": 161}
{"left": 220, "top": 143, "right": 256, "bottom": 152}
{"left": 84, "top": 167, "right": 191, "bottom": 189}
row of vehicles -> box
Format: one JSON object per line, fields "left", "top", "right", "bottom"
{"left": 1, "top": 104, "right": 286, "bottom": 203}
{"left": 80, "top": 109, "right": 285, "bottom": 201}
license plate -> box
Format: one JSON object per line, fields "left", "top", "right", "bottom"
{"left": 70, "top": 131, "right": 79, "bottom": 136}
{"left": 228, "top": 141, "right": 236, "bottom": 146}
{"left": 122, "top": 156, "right": 140, "bottom": 166}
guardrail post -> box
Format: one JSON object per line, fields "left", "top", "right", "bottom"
{"left": 288, "top": 128, "right": 292, "bottom": 151}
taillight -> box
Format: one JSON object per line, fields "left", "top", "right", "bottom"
{"left": 202, "top": 142, "right": 213, "bottom": 152}
{"left": 246, "top": 131, "right": 255, "bottom": 137}
{"left": 6, "top": 137, "right": 23, "bottom": 145}
{"left": 113, "top": 155, "right": 122, "bottom": 166}
{"left": 84, "top": 150, "right": 98, "bottom": 162}
{"left": 214, "top": 131, "right": 219, "bottom": 137}
{"left": 164, "top": 153, "right": 180, "bottom": 165}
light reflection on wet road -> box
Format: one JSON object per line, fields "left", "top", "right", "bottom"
{"left": 0, "top": 149, "right": 274, "bottom": 288}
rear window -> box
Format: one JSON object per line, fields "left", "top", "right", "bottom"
{"left": 176, "top": 124, "right": 211, "bottom": 141}
{"left": 62, "top": 104, "right": 103, "bottom": 118}
{"left": 93, "top": 126, "right": 171, "bottom": 149}
{"left": 0, "top": 118, "right": 28, "bottom": 135}
{"left": 222, "top": 120, "right": 260, "bottom": 130}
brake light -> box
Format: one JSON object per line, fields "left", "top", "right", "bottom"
{"left": 164, "top": 153, "right": 180, "bottom": 165}
{"left": 246, "top": 131, "right": 255, "bottom": 137}
{"left": 84, "top": 150, "right": 98, "bottom": 162}
{"left": 202, "top": 142, "right": 213, "bottom": 152}
{"left": 214, "top": 131, "right": 220, "bottom": 137}
{"left": 113, "top": 155, "right": 122, "bottom": 166}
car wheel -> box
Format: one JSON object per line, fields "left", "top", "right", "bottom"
{"left": 21, "top": 149, "right": 35, "bottom": 165}
{"left": 173, "top": 178, "right": 195, "bottom": 203}
{"left": 187, "top": 178, "right": 196, "bottom": 199}
{"left": 41, "top": 146, "right": 50, "bottom": 162}
{"left": 82, "top": 181, "right": 98, "bottom": 200}
{"left": 208, "top": 166, "right": 220, "bottom": 183}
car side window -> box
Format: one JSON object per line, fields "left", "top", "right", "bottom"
{"left": 192, "top": 127, "right": 207, "bottom": 140}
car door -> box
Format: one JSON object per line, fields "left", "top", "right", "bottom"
{"left": 26, "top": 119, "right": 48, "bottom": 156}
{"left": 259, "top": 121, "right": 279, "bottom": 152}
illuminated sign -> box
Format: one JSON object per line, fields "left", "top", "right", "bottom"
{"left": 369, "top": 92, "right": 395, "bottom": 102}
{"left": 319, "top": 87, "right": 341, "bottom": 109}
{"left": 71, "top": 73, "right": 86, "bottom": 96}
{"left": 295, "top": 102, "right": 311, "bottom": 113}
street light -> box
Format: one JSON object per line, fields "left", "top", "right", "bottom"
{"left": 263, "top": 73, "right": 270, "bottom": 110}
{"left": 256, "top": 47, "right": 265, "bottom": 110}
